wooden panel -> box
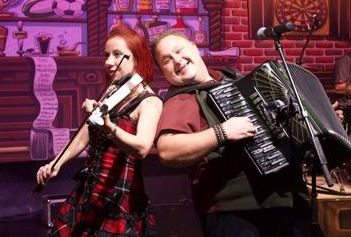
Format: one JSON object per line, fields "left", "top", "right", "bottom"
{"left": 87, "top": 0, "right": 109, "bottom": 56}
{"left": 318, "top": 197, "right": 351, "bottom": 237}
{"left": 203, "top": 0, "right": 225, "bottom": 50}
{"left": 0, "top": 57, "right": 105, "bottom": 162}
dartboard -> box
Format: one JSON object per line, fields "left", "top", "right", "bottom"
{"left": 275, "top": 0, "right": 328, "bottom": 32}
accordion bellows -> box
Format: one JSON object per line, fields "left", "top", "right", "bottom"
{"left": 208, "top": 60, "right": 351, "bottom": 174}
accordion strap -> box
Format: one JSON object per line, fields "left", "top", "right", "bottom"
{"left": 163, "top": 67, "right": 242, "bottom": 102}
{"left": 163, "top": 82, "right": 219, "bottom": 102}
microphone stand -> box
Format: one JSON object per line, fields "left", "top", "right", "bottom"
{"left": 296, "top": 15, "right": 317, "bottom": 65}
{"left": 296, "top": 26, "right": 313, "bottom": 66}
{"left": 273, "top": 35, "right": 333, "bottom": 236}
{"left": 33, "top": 55, "right": 130, "bottom": 193}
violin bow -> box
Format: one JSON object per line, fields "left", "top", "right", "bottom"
{"left": 33, "top": 55, "right": 131, "bottom": 193}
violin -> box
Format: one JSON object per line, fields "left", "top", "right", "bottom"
{"left": 88, "top": 73, "right": 143, "bottom": 126}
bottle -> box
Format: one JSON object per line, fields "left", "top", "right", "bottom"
{"left": 137, "top": 0, "right": 152, "bottom": 13}
{"left": 171, "top": 16, "right": 192, "bottom": 40}
{"left": 115, "top": 0, "right": 133, "bottom": 12}
{"left": 109, "top": 15, "right": 129, "bottom": 31}
{"left": 146, "top": 16, "right": 168, "bottom": 42}
{"left": 155, "top": 0, "right": 171, "bottom": 13}
{"left": 193, "top": 17, "right": 207, "bottom": 47}
{"left": 134, "top": 16, "right": 149, "bottom": 42}
{"left": 0, "top": 25, "right": 8, "bottom": 56}
{"left": 175, "top": 0, "right": 198, "bottom": 14}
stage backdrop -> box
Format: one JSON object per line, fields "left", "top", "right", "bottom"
{"left": 0, "top": 0, "right": 242, "bottom": 163}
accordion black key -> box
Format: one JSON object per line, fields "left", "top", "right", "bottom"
{"left": 207, "top": 81, "right": 291, "bottom": 175}
{"left": 208, "top": 60, "right": 351, "bottom": 174}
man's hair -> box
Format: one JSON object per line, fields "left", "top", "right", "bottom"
{"left": 150, "top": 30, "right": 189, "bottom": 67}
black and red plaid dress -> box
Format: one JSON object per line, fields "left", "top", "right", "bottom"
{"left": 49, "top": 97, "right": 156, "bottom": 237}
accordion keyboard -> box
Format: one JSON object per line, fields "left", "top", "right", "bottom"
{"left": 207, "top": 82, "right": 289, "bottom": 175}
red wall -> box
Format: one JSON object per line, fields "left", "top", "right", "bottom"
{"left": 222, "top": 0, "right": 351, "bottom": 87}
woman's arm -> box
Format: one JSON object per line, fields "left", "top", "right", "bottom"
{"left": 104, "top": 96, "right": 163, "bottom": 159}
{"left": 36, "top": 121, "right": 90, "bottom": 185}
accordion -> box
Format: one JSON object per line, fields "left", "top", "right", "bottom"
{"left": 207, "top": 60, "right": 351, "bottom": 175}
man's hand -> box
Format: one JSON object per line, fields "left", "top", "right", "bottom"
{"left": 335, "top": 82, "right": 347, "bottom": 90}
{"left": 222, "top": 117, "right": 258, "bottom": 142}
{"left": 332, "top": 101, "right": 344, "bottom": 122}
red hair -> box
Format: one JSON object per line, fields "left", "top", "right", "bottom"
{"left": 106, "top": 25, "right": 154, "bottom": 83}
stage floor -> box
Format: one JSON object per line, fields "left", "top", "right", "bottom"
{"left": 0, "top": 208, "right": 204, "bottom": 237}
{"left": 0, "top": 214, "right": 50, "bottom": 237}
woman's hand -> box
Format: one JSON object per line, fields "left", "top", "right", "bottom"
{"left": 101, "top": 113, "right": 118, "bottom": 140}
{"left": 82, "top": 99, "right": 98, "bottom": 113}
{"left": 36, "top": 163, "right": 60, "bottom": 185}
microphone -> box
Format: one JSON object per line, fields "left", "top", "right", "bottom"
{"left": 99, "top": 55, "right": 131, "bottom": 102}
{"left": 257, "top": 22, "right": 294, "bottom": 39}
{"left": 100, "top": 54, "right": 130, "bottom": 100}
{"left": 111, "top": 54, "right": 130, "bottom": 77}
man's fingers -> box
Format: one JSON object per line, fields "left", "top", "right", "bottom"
{"left": 332, "top": 100, "right": 339, "bottom": 109}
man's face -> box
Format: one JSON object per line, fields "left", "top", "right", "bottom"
{"left": 154, "top": 35, "right": 206, "bottom": 87}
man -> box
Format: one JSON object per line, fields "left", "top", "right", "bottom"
{"left": 151, "top": 30, "right": 332, "bottom": 237}
{"left": 334, "top": 53, "right": 351, "bottom": 90}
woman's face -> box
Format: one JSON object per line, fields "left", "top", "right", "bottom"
{"left": 104, "top": 36, "right": 136, "bottom": 81}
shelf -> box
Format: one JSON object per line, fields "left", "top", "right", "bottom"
{"left": 0, "top": 17, "right": 86, "bottom": 23}
{"left": 108, "top": 10, "right": 208, "bottom": 17}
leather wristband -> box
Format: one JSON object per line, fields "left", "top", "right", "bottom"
{"left": 213, "top": 124, "right": 226, "bottom": 146}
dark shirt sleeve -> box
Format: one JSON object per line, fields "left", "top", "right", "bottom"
{"left": 155, "top": 93, "right": 208, "bottom": 142}
{"left": 334, "top": 54, "right": 351, "bottom": 84}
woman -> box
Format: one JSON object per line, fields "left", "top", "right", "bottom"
{"left": 36, "top": 25, "right": 162, "bottom": 237}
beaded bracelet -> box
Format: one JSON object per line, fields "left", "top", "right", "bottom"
{"left": 213, "top": 124, "right": 226, "bottom": 146}
{"left": 219, "top": 123, "right": 228, "bottom": 141}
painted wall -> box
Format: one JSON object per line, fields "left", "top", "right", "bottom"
{"left": 0, "top": 1, "right": 350, "bottom": 234}
{"left": 221, "top": 0, "right": 351, "bottom": 87}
